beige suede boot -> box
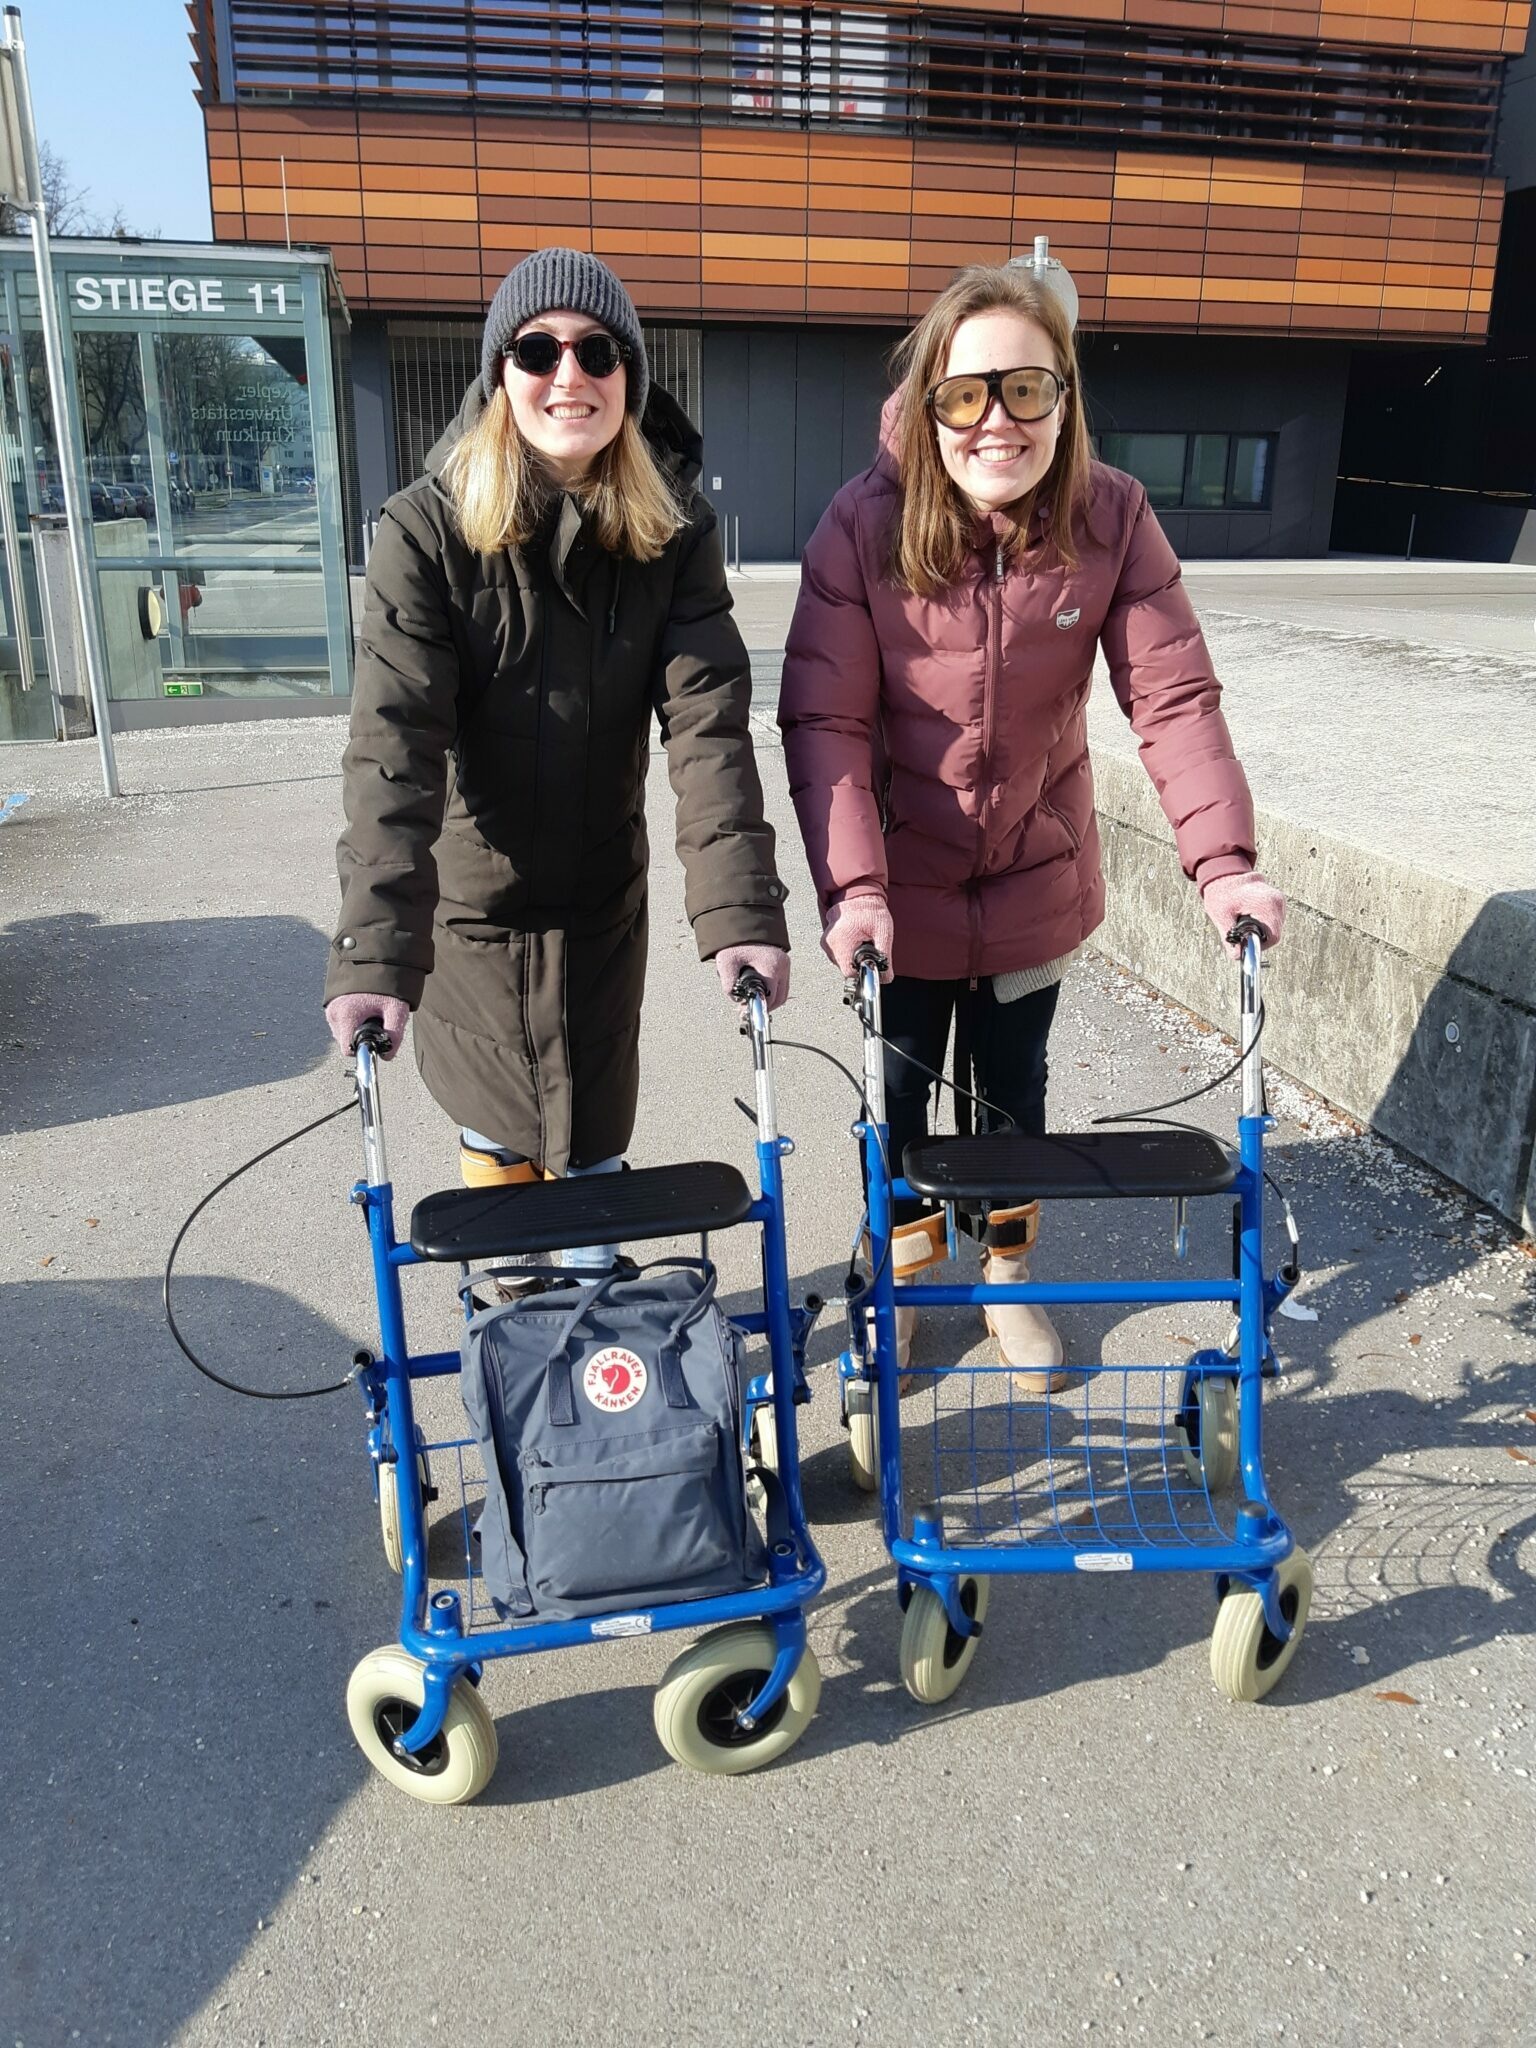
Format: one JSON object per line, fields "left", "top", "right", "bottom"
{"left": 979, "top": 1201, "right": 1069, "bottom": 1393}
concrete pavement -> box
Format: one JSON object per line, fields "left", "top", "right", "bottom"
{"left": 2, "top": 712, "right": 1533, "bottom": 2047}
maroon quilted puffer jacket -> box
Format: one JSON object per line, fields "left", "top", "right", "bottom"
{"left": 778, "top": 400, "right": 1256, "bottom": 981}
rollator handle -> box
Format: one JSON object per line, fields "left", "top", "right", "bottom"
{"left": 851, "top": 940, "right": 889, "bottom": 975}
{"left": 349, "top": 1018, "right": 394, "bottom": 1055}
{"left": 1226, "top": 913, "right": 1269, "bottom": 949}
{"left": 731, "top": 968, "right": 770, "bottom": 1005}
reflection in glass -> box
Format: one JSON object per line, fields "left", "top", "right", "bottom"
{"left": 98, "top": 564, "right": 331, "bottom": 702}
{"left": 1188, "top": 434, "right": 1229, "bottom": 510}
{"left": 1231, "top": 436, "right": 1271, "bottom": 508}
{"left": 154, "top": 331, "right": 320, "bottom": 550}
{"left": 1100, "top": 431, "right": 1187, "bottom": 509}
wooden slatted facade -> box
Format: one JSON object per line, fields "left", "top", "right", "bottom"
{"left": 194, "top": 0, "right": 1515, "bottom": 344}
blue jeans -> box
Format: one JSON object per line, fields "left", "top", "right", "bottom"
{"left": 460, "top": 1129, "right": 623, "bottom": 1271}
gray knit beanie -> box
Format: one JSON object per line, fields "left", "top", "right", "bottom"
{"left": 480, "top": 248, "right": 649, "bottom": 416}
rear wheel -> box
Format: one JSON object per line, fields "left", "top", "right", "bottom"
{"left": 378, "top": 1449, "right": 430, "bottom": 1575}
{"left": 846, "top": 1378, "right": 878, "bottom": 1493}
{"left": 1176, "top": 1376, "right": 1238, "bottom": 1494}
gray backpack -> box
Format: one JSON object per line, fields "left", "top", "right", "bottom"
{"left": 460, "top": 1260, "right": 767, "bottom": 1621}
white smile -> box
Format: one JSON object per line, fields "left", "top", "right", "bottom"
{"left": 972, "top": 446, "right": 1027, "bottom": 465}
{"left": 548, "top": 404, "right": 596, "bottom": 420}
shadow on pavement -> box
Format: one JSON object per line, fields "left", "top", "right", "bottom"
{"left": 0, "top": 910, "right": 331, "bottom": 1134}
{"left": 5, "top": 1273, "right": 383, "bottom": 2044}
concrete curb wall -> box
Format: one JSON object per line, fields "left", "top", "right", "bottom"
{"left": 1089, "top": 750, "right": 1536, "bottom": 1236}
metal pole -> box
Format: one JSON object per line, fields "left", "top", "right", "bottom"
{"left": 1405, "top": 511, "right": 1416, "bottom": 561}
{"left": 2, "top": 6, "right": 119, "bottom": 794}
{"left": 0, "top": 346, "right": 37, "bottom": 697}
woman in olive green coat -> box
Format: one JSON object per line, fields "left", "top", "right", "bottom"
{"left": 323, "top": 251, "right": 789, "bottom": 1236}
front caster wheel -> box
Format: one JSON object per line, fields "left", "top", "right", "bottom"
{"left": 346, "top": 1647, "right": 498, "bottom": 1804}
{"left": 652, "top": 1623, "right": 821, "bottom": 1775}
{"left": 1210, "top": 1548, "right": 1313, "bottom": 1703}
{"left": 845, "top": 1378, "right": 878, "bottom": 1493}
{"left": 1176, "top": 1378, "right": 1238, "bottom": 1494}
{"left": 899, "top": 1576, "right": 991, "bottom": 1704}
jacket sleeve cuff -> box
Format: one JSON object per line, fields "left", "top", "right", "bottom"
{"left": 323, "top": 937, "right": 427, "bottom": 1010}
{"left": 1194, "top": 853, "right": 1255, "bottom": 893}
{"left": 692, "top": 902, "right": 792, "bottom": 960}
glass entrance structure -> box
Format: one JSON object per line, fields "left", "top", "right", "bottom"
{"left": 0, "top": 239, "right": 354, "bottom": 743}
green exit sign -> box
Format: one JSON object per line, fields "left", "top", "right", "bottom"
{"left": 163, "top": 681, "right": 204, "bottom": 698}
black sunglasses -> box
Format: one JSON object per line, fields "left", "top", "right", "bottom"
{"left": 505, "top": 330, "right": 630, "bottom": 380}
{"left": 928, "top": 365, "right": 1067, "bottom": 430}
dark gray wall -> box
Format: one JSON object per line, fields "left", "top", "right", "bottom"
{"left": 350, "top": 316, "right": 398, "bottom": 525}
{"left": 701, "top": 325, "right": 900, "bottom": 560}
{"left": 1076, "top": 331, "right": 1350, "bottom": 559}
{"left": 701, "top": 323, "right": 1348, "bottom": 562}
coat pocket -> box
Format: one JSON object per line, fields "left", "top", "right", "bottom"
{"left": 1034, "top": 751, "right": 1084, "bottom": 857}
{"left": 520, "top": 1421, "right": 737, "bottom": 1605}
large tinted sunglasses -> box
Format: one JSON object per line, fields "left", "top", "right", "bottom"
{"left": 505, "top": 330, "right": 630, "bottom": 379}
{"left": 928, "top": 365, "right": 1067, "bottom": 430}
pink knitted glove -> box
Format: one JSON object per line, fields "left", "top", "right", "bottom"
{"left": 821, "top": 891, "right": 894, "bottom": 982}
{"left": 1201, "top": 871, "right": 1287, "bottom": 957}
{"left": 324, "top": 993, "right": 410, "bottom": 1059}
{"left": 714, "top": 944, "right": 790, "bottom": 1012}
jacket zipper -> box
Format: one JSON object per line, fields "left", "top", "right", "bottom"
{"left": 967, "top": 542, "right": 1005, "bottom": 982}
{"left": 979, "top": 539, "right": 1003, "bottom": 775}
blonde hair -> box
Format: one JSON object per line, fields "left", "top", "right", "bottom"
{"left": 888, "top": 263, "right": 1093, "bottom": 596}
{"left": 442, "top": 386, "right": 684, "bottom": 560}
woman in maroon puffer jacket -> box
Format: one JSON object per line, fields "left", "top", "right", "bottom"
{"left": 778, "top": 260, "right": 1285, "bottom": 1384}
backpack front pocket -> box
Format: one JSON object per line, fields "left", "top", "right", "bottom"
{"left": 520, "top": 1421, "right": 738, "bottom": 1606}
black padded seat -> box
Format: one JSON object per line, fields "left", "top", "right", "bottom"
{"left": 409, "top": 1161, "right": 754, "bottom": 1263}
{"left": 903, "top": 1130, "right": 1237, "bottom": 1202}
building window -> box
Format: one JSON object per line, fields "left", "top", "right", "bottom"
{"left": 1099, "top": 431, "right": 1276, "bottom": 511}
{"left": 1099, "top": 432, "right": 1187, "bottom": 509}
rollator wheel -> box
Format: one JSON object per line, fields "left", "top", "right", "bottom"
{"left": 899, "top": 1576, "right": 991, "bottom": 1705}
{"left": 845, "top": 1379, "right": 879, "bottom": 1493}
{"left": 1176, "top": 1378, "right": 1239, "bottom": 1494}
{"left": 346, "top": 1647, "right": 498, "bottom": 1804}
{"left": 1210, "top": 1547, "right": 1313, "bottom": 1703}
{"left": 751, "top": 1403, "right": 780, "bottom": 1477}
{"left": 652, "top": 1623, "right": 821, "bottom": 1776}
{"left": 378, "top": 1451, "right": 431, "bottom": 1575}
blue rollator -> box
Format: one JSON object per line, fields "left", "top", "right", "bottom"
{"left": 838, "top": 921, "right": 1312, "bottom": 1706}
{"left": 344, "top": 980, "right": 825, "bottom": 1803}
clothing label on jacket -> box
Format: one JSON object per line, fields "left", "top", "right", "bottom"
{"left": 583, "top": 1347, "right": 648, "bottom": 1413}
{"left": 1073, "top": 1550, "right": 1134, "bottom": 1572}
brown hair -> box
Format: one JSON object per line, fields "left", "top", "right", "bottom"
{"left": 442, "top": 385, "right": 684, "bottom": 560}
{"left": 888, "top": 263, "right": 1093, "bottom": 596}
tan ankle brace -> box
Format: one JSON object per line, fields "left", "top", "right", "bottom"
{"left": 980, "top": 1201, "right": 1040, "bottom": 1256}
{"left": 459, "top": 1146, "right": 553, "bottom": 1191}
{"left": 891, "top": 1210, "right": 947, "bottom": 1275}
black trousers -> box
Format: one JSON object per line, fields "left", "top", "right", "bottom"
{"left": 880, "top": 976, "right": 1060, "bottom": 1225}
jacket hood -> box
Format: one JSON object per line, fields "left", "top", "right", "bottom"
{"left": 876, "top": 386, "right": 904, "bottom": 477}
{"left": 423, "top": 379, "right": 703, "bottom": 490}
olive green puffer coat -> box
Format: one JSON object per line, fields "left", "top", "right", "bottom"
{"left": 324, "top": 383, "right": 789, "bottom": 1172}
